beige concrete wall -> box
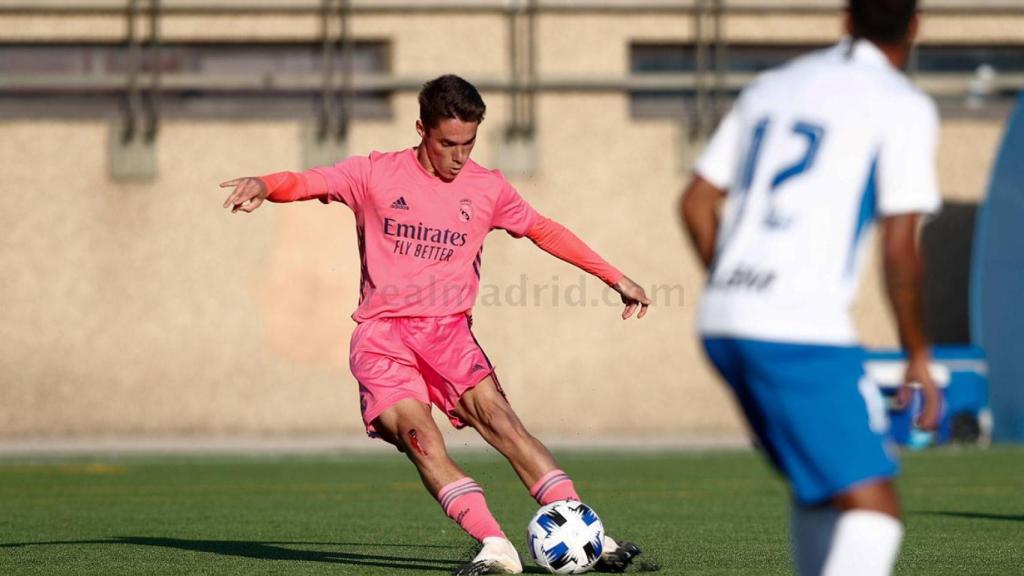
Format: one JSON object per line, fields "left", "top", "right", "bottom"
{"left": 0, "top": 99, "right": 734, "bottom": 438}
{"left": 0, "top": 7, "right": 1012, "bottom": 439}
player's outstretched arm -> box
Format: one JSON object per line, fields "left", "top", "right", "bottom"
{"left": 220, "top": 170, "right": 338, "bottom": 214}
{"left": 525, "top": 216, "right": 650, "bottom": 320}
{"left": 680, "top": 176, "right": 726, "bottom": 270}
{"left": 882, "top": 213, "right": 940, "bottom": 431}
{"left": 220, "top": 177, "right": 269, "bottom": 213}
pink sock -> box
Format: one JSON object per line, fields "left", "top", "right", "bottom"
{"left": 437, "top": 477, "right": 506, "bottom": 542}
{"left": 529, "top": 469, "right": 580, "bottom": 505}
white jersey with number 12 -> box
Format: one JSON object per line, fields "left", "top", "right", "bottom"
{"left": 695, "top": 38, "right": 942, "bottom": 345}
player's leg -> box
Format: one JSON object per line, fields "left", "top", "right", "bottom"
{"left": 373, "top": 399, "right": 522, "bottom": 576}
{"left": 453, "top": 377, "right": 641, "bottom": 573}
{"left": 454, "top": 376, "right": 558, "bottom": 487}
{"left": 406, "top": 315, "right": 565, "bottom": 491}
{"left": 710, "top": 336, "right": 841, "bottom": 576}
{"left": 372, "top": 397, "right": 466, "bottom": 493}
{"left": 351, "top": 321, "right": 519, "bottom": 574}
{"left": 778, "top": 358, "right": 901, "bottom": 576}
{"left": 790, "top": 503, "right": 840, "bottom": 576}
{"left": 704, "top": 338, "right": 902, "bottom": 576}
{"left": 811, "top": 373, "right": 902, "bottom": 576}
{"left": 833, "top": 479, "right": 900, "bottom": 516}
{"left": 810, "top": 480, "right": 902, "bottom": 576}
{"left": 792, "top": 495, "right": 902, "bottom": 576}
{"left": 411, "top": 315, "right": 637, "bottom": 571}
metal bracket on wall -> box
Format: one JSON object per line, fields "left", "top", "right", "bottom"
{"left": 494, "top": 0, "right": 537, "bottom": 177}
{"left": 110, "top": 0, "right": 160, "bottom": 182}
{"left": 710, "top": 0, "right": 728, "bottom": 131}
{"left": 683, "top": 0, "right": 724, "bottom": 173}
{"left": 304, "top": 0, "right": 352, "bottom": 169}
{"left": 691, "top": 0, "right": 728, "bottom": 143}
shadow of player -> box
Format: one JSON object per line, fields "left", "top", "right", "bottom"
{"left": 915, "top": 510, "right": 1024, "bottom": 523}
{"left": 1, "top": 536, "right": 464, "bottom": 572}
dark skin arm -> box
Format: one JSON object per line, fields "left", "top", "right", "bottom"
{"left": 882, "top": 214, "right": 940, "bottom": 430}
{"left": 679, "top": 176, "right": 726, "bottom": 271}
{"left": 680, "top": 175, "right": 940, "bottom": 431}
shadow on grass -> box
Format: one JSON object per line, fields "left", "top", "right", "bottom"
{"left": 0, "top": 537, "right": 467, "bottom": 572}
{"left": 915, "top": 511, "right": 1024, "bottom": 523}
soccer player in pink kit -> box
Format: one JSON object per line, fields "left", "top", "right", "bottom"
{"left": 220, "top": 75, "right": 648, "bottom": 575}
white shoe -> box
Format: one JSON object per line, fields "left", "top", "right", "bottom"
{"left": 452, "top": 537, "right": 523, "bottom": 575}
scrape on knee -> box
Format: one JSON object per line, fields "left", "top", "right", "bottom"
{"left": 407, "top": 428, "right": 429, "bottom": 457}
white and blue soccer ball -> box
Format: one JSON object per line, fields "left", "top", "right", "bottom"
{"left": 527, "top": 500, "right": 605, "bottom": 574}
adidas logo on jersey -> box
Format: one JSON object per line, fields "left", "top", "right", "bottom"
{"left": 390, "top": 197, "right": 410, "bottom": 210}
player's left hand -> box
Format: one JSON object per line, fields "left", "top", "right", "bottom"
{"left": 613, "top": 276, "right": 650, "bottom": 320}
{"left": 895, "top": 351, "right": 941, "bottom": 431}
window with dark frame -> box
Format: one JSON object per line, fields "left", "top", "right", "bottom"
{"left": 629, "top": 42, "right": 1024, "bottom": 120}
{"left": 915, "top": 46, "right": 1024, "bottom": 74}
{"left": 629, "top": 43, "right": 697, "bottom": 120}
{"left": 0, "top": 41, "right": 393, "bottom": 120}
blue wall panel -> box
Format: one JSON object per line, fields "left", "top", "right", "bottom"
{"left": 971, "top": 94, "right": 1024, "bottom": 442}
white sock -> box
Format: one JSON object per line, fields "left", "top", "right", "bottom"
{"left": 821, "top": 510, "right": 903, "bottom": 576}
{"left": 791, "top": 505, "right": 840, "bottom": 576}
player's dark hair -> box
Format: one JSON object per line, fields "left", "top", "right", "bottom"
{"left": 848, "top": 0, "right": 918, "bottom": 45}
{"left": 418, "top": 74, "right": 486, "bottom": 129}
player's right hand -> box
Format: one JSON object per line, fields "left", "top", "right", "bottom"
{"left": 896, "top": 351, "right": 941, "bottom": 431}
{"left": 220, "top": 177, "right": 268, "bottom": 213}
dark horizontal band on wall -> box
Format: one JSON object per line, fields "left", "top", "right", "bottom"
{"left": 1, "top": 0, "right": 1023, "bottom": 17}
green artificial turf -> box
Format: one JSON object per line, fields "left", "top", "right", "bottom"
{"left": 1, "top": 447, "right": 1020, "bottom": 575}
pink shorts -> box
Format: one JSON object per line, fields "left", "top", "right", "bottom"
{"left": 349, "top": 314, "right": 501, "bottom": 437}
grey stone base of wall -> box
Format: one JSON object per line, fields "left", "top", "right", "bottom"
{"left": 0, "top": 434, "right": 751, "bottom": 457}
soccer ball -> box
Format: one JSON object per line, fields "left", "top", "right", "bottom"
{"left": 527, "top": 500, "right": 605, "bottom": 574}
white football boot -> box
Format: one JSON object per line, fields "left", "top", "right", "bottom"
{"left": 452, "top": 537, "right": 523, "bottom": 576}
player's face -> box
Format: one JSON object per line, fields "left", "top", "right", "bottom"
{"left": 416, "top": 117, "right": 478, "bottom": 182}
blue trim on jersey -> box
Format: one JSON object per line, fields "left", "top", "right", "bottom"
{"left": 846, "top": 152, "right": 879, "bottom": 276}
{"left": 711, "top": 117, "right": 770, "bottom": 278}
{"left": 740, "top": 118, "right": 771, "bottom": 192}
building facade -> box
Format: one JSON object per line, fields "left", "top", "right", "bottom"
{"left": 1, "top": 0, "right": 1019, "bottom": 439}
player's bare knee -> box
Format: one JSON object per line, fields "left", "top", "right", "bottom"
{"left": 368, "top": 419, "right": 408, "bottom": 455}
{"left": 473, "top": 401, "right": 513, "bottom": 434}
{"left": 396, "top": 423, "right": 448, "bottom": 462}
{"left": 478, "top": 408, "right": 532, "bottom": 452}
{"left": 382, "top": 434, "right": 405, "bottom": 453}
{"left": 834, "top": 479, "right": 901, "bottom": 518}
{"left": 372, "top": 425, "right": 402, "bottom": 449}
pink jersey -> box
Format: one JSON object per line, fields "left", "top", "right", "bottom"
{"left": 298, "top": 148, "right": 538, "bottom": 322}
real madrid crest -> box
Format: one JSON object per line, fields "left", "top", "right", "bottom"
{"left": 458, "top": 199, "right": 473, "bottom": 222}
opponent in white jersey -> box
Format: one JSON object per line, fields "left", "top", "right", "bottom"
{"left": 695, "top": 31, "right": 939, "bottom": 345}
{"left": 681, "top": 2, "right": 941, "bottom": 575}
